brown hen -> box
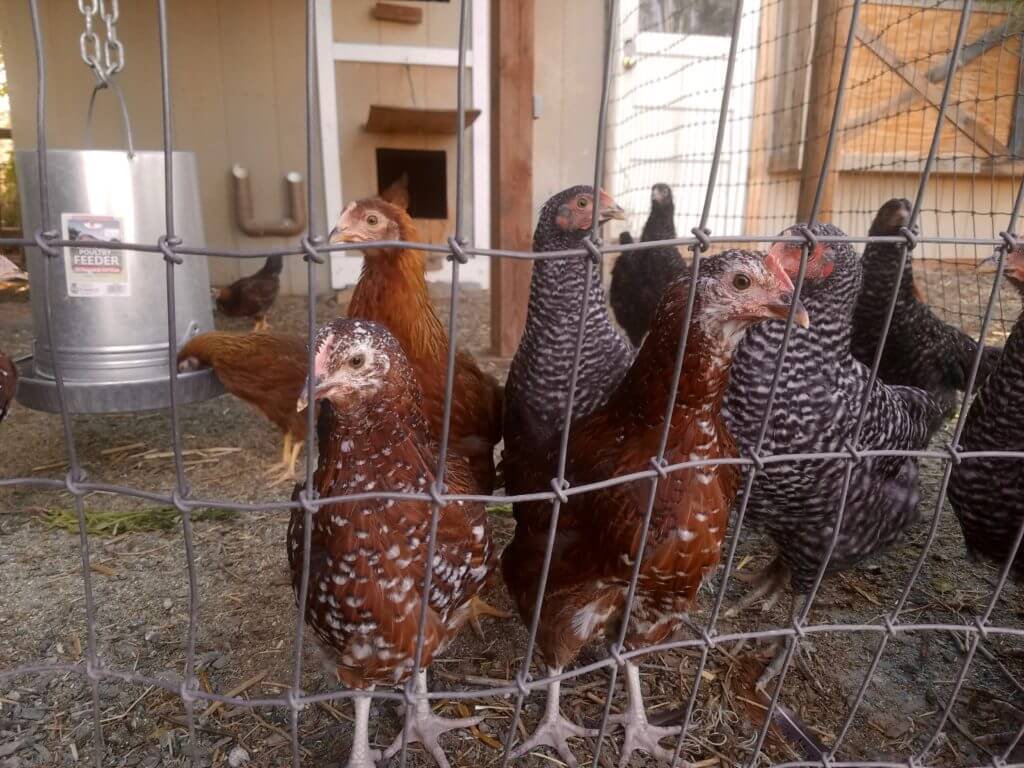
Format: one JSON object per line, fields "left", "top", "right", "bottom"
{"left": 213, "top": 255, "right": 283, "bottom": 331}
{"left": 178, "top": 331, "right": 307, "bottom": 481}
{"left": 501, "top": 249, "right": 808, "bottom": 767}
{"left": 330, "top": 198, "right": 503, "bottom": 494}
{"left": 289, "top": 317, "right": 496, "bottom": 768}
{"left": 0, "top": 350, "right": 16, "bottom": 424}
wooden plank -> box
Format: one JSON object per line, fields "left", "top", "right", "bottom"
{"left": 844, "top": 17, "right": 1016, "bottom": 142}
{"left": 797, "top": 0, "right": 854, "bottom": 222}
{"left": 490, "top": 0, "right": 534, "bottom": 357}
{"left": 854, "top": 21, "right": 1011, "bottom": 158}
{"left": 371, "top": 3, "right": 423, "bottom": 25}
{"left": 365, "top": 105, "right": 482, "bottom": 134}
{"left": 767, "top": 1, "right": 814, "bottom": 174}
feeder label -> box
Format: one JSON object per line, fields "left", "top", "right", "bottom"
{"left": 61, "top": 213, "right": 130, "bottom": 298}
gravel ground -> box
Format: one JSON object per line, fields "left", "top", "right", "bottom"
{"left": 1, "top": 265, "right": 1022, "bottom": 768}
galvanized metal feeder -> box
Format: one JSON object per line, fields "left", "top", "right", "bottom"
{"left": 15, "top": 149, "right": 223, "bottom": 413}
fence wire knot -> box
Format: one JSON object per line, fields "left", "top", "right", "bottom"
{"left": 582, "top": 236, "right": 603, "bottom": 265}
{"left": 999, "top": 230, "right": 1020, "bottom": 253}
{"left": 84, "top": 659, "right": 102, "bottom": 682}
{"left": 33, "top": 228, "right": 60, "bottom": 258}
{"left": 899, "top": 225, "right": 919, "bottom": 251}
{"left": 170, "top": 487, "right": 191, "bottom": 512}
{"left": 690, "top": 225, "right": 712, "bottom": 253}
{"left": 747, "top": 450, "right": 765, "bottom": 472}
{"left": 883, "top": 613, "right": 900, "bottom": 638}
{"left": 157, "top": 234, "right": 183, "bottom": 265}
{"left": 446, "top": 236, "right": 469, "bottom": 264}
{"left": 700, "top": 627, "right": 718, "bottom": 649}
{"left": 843, "top": 441, "right": 863, "bottom": 463}
{"left": 301, "top": 235, "right": 325, "bottom": 265}
{"left": 608, "top": 642, "right": 627, "bottom": 667}
{"left": 297, "top": 488, "right": 318, "bottom": 515}
{"left": 64, "top": 470, "right": 87, "bottom": 496}
{"left": 514, "top": 670, "right": 531, "bottom": 698}
{"left": 178, "top": 679, "right": 197, "bottom": 705}
{"left": 649, "top": 456, "right": 669, "bottom": 479}
{"left": 550, "top": 477, "right": 570, "bottom": 504}
{"left": 944, "top": 442, "right": 963, "bottom": 465}
{"left": 286, "top": 687, "right": 305, "bottom": 711}
{"left": 795, "top": 224, "right": 817, "bottom": 250}
{"left": 973, "top": 616, "right": 990, "bottom": 641}
{"left": 428, "top": 481, "right": 447, "bottom": 507}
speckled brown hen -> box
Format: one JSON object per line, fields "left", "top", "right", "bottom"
{"left": 501, "top": 250, "right": 808, "bottom": 767}
{"left": 289, "top": 318, "right": 497, "bottom": 768}
{"left": 330, "top": 199, "right": 503, "bottom": 495}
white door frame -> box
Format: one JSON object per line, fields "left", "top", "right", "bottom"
{"left": 316, "top": 0, "right": 491, "bottom": 290}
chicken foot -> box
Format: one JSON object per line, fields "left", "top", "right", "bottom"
{"left": 608, "top": 661, "right": 682, "bottom": 767}
{"left": 512, "top": 666, "right": 597, "bottom": 768}
{"left": 345, "top": 694, "right": 382, "bottom": 768}
{"left": 264, "top": 432, "right": 302, "bottom": 486}
{"left": 465, "top": 596, "right": 513, "bottom": 639}
{"left": 382, "top": 670, "right": 481, "bottom": 768}
{"left": 725, "top": 557, "right": 790, "bottom": 617}
{"left": 756, "top": 594, "right": 815, "bottom": 692}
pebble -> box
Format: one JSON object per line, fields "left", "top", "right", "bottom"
{"left": 161, "top": 599, "right": 173, "bottom": 610}
{"left": 227, "top": 746, "right": 249, "bottom": 768}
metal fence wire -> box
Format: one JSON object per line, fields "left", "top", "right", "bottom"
{"left": 2, "top": 0, "right": 1024, "bottom": 767}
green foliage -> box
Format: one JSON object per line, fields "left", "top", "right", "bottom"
{"left": 43, "top": 506, "right": 236, "bottom": 536}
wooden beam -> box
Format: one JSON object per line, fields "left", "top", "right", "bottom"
{"left": 490, "top": 0, "right": 534, "bottom": 357}
{"left": 854, "top": 22, "right": 1011, "bottom": 158}
{"left": 797, "top": 0, "right": 854, "bottom": 222}
{"left": 371, "top": 3, "right": 423, "bottom": 25}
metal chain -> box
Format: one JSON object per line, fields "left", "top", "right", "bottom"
{"left": 78, "top": 0, "right": 124, "bottom": 81}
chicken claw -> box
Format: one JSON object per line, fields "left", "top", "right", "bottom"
{"left": 382, "top": 671, "right": 480, "bottom": 768}
{"left": 725, "top": 557, "right": 790, "bottom": 617}
{"left": 512, "top": 669, "right": 596, "bottom": 768}
{"left": 464, "top": 596, "right": 513, "bottom": 639}
{"left": 608, "top": 662, "right": 681, "bottom": 767}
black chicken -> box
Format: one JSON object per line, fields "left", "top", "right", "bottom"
{"left": 609, "top": 183, "right": 687, "bottom": 346}
{"left": 851, "top": 198, "right": 1001, "bottom": 418}
{"left": 213, "top": 255, "right": 283, "bottom": 331}
{"left": 948, "top": 246, "right": 1024, "bottom": 578}
{"left": 722, "top": 223, "right": 941, "bottom": 687}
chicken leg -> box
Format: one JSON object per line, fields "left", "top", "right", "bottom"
{"left": 346, "top": 694, "right": 382, "bottom": 768}
{"left": 725, "top": 557, "right": 790, "bottom": 617}
{"left": 512, "top": 666, "right": 597, "bottom": 768}
{"left": 756, "top": 594, "right": 813, "bottom": 692}
{"left": 465, "top": 596, "right": 513, "bottom": 639}
{"left": 382, "top": 670, "right": 482, "bottom": 768}
{"left": 265, "top": 432, "right": 302, "bottom": 486}
{"left": 608, "top": 661, "right": 681, "bottom": 767}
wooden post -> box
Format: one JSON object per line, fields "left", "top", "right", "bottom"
{"left": 796, "top": 0, "right": 854, "bottom": 222}
{"left": 490, "top": 0, "right": 534, "bottom": 357}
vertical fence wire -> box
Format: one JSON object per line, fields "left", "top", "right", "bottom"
{"left": 3, "top": 1, "right": 1024, "bottom": 767}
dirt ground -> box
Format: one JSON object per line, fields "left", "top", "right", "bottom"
{"left": 2, "top": 261, "right": 1023, "bottom": 768}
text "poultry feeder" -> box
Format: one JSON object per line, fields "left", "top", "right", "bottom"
{"left": 14, "top": 150, "right": 223, "bottom": 413}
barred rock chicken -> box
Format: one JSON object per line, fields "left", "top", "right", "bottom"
{"left": 330, "top": 198, "right": 503, "bottom": 495}
{"left": 610, "top": 183, "right": 688, "bottom": 346}
{"left": 178, "top": 331, "right": 307, "bottom": 482}
{"left": 851, "top": 198, "right": 1001, "bottom": 417}
{"left": 948, "top": 247, "right": 1024, "bottom": 578}
{"left": 503, "top": 185, "right": 629, "bottom": 494}
{"left": 502, "top": 251, "right": 808, "bottom": 767}
{"left": 722, "top": 224, "right": 941, "bottom": 686}
{"left": 213, "top": 255, "right": 283, "bottom": 331}
{"left": 289, "top": 318, "right": 496, "bottom": 768}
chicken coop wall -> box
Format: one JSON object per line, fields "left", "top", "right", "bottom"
{"left": 3, "top": 0, "right": 1024, "bottom": 767}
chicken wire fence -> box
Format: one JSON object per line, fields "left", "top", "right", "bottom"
{"left": 1, "top": 0, "right": 1024, "bottom": 767}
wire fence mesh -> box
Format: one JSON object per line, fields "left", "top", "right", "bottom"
{"left": 2, "top": 1, "right": 1024, "bottom": 767}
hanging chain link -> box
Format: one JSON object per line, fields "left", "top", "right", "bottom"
{"left": 78, "top": 0, "right": 124, "bottom": 81}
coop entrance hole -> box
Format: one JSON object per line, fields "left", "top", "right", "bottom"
{"left": 376, "top": 148, "right": 447, "bottom": 220}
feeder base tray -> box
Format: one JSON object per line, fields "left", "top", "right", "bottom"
{"left": 15, "top": 358, "right": 225, "bottom": 414}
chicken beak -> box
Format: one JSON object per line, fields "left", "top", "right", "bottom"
{"left": 599, "top": 202, "right": 627, "bottom": 225}
{"left": 975, "top": 252, "right": 999, "bottom": 273}
{"left": 296, "top": 379, "right": 311, "bottom": 413}
{"left": 765, "top": 296, "right": 810, "bottom": 329}
{"left": 328, "top": 226, "right": 340, "bottom": 243}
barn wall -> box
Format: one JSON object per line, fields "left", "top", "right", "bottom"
{"left": 0, "top": 0, "right": 327, "bottom": 296}
{"left": 531, "top": 0, "right": 606, "bottom": 220}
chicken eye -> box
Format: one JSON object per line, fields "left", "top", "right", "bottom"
{"left": 366, "top": 215, "right": 379, "bottom": 226}
{"left": 732, "top": 273, "right": 752, "bottom": 290}
{"left": 349, "top": 354, "right": 365, "bottom": 368}
{"left": 577, "top": 197, "right": 589, "bottom": 208}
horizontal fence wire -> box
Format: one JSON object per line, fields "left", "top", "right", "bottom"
{"left": 1, "top": 1, "right": 1023, "bottom": 767}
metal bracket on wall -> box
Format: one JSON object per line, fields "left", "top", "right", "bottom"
{"left": 231, "top": 165, "right": 307, "bottom": 237}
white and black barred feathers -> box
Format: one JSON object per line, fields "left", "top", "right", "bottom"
{"left": 503, "top": 185, "right": 634, "bottom": 462}
{"left": 609, "top": 184, "right": 688, "bottom": 347}
{"left": 850, "top": 198, "right": 1001, "bottom": 418}
{"left": 722, "top": 224, "right": 941, "bottom": 592}
{"left": 948, "top": 267, "right": 1024, "bottom": 578}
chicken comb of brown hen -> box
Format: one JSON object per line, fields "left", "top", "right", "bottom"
{"left": 330, "top": 198, "right": 504, "bottom": 495}
{"left": 949, "top": 246, "right": 1024, "bottom": 579}
{"left": 289, "top": 317, "right": 496, "bottom": 768}
{"left": 501, "top": 250, "right": 805, "bottom": 767}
